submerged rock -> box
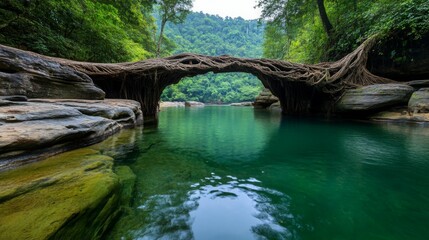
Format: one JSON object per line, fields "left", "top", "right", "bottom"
{"left": 336, "top": 84, "right": 414, "bottom": 112}
{"left": 115, "top": 165, "right": 137, "bottom": 206}
{"left": 185, "top": 101, "right": 205, "bottom": 107}
{"left": 408, "top": 88, "right": 429, "bottom": 113}
{"left": 371, "top": 110, "right": 429, "bottom": 123}
{"left": 0, "top": 98, "right": 143, "bottom": 170}
{"left": 268, "top": 101, "right": 281, "bottom": 112}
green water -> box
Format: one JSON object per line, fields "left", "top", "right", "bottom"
{"left": 108, "top": 106, "right": 429, "bottom": 240}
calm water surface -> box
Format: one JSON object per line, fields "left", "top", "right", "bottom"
{"left": 107, "top": 106, "right": 429, "bottom": 240}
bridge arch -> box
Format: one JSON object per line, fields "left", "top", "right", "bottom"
{"left": 53, "top": 37, "right": 391, "bottom": 123}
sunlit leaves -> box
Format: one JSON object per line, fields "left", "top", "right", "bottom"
{"left": 259, "top": 0, "right": 429, "bottom": 63}
{"left": 0, "top": 0, "right": 157, "bottom": 62}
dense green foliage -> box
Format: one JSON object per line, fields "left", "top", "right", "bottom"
{"left": 258, "top": 0, "right": 429, "bottom": 63}
{"left": 0, "top": 0, "right": 157, "bottom": 62}
{"left": 1, "top": 1, "right": 266, "bottom": 103}
{"left": 161, "top": 12, "right": 265, "bottom": 103}
{"left": 155, "top": 0, "right": 193, "bottom": 57}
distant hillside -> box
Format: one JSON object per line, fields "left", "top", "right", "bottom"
{"left": 161, "top": 11, "right": 265, "bottom": 103}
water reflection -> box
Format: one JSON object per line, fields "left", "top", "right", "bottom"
{"left": 107, "top": 107, "right": 429, "bottom": 240}
{"left": 91, "top": 127, "right": 144, "bottom": 164}
{"left": 190, "top": 174, "right": 291, "bottom": 240}
{"left": 156, "top": 107, "right": 280, "bottom": 165}
{"left": 121, "top": 173, "right": 293, "bottom": 240}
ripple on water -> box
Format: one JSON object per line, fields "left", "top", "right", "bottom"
{"left": 130, "top": 174, "right": 293, "bottom": 240}
{"left": 189, "top": 174, "right": 292, "bottom": 240}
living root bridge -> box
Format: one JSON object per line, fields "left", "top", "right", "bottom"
{"left": 1, "top": 37, "right": 393, "bottom": 121}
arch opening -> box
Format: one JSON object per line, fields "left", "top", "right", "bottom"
{"left": 160, "top": 72, "right": 264, "bottom": 104}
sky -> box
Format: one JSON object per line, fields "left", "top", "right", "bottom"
{"left": 192, "top": 0, "right": 262, "bottom": 20}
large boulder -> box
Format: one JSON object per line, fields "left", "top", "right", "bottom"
{"left": 230, "top": 102, "right": 253, "bottom": 107}
{"left": 405, "top": 80, "right": 429, "bottom": 89}
{"left": 253, "top": 88, "right": 279, "bottom": 109}
{"left": 408, "top": 88, "right": 429, "bottom": 113}
{"left": 185, "top": 101, "right": 205, "bottom": 107}
{"left": 29, "top": 99, "right": 143, "bottom": 127}
{"left": 160, "top": 101, "right": 185, "bottom": 108}
{"left": 0, "top": 148, "right": 122, "bottom": 239}
{"left": 0, "top": 98, "right": 143, "bottom": 169}
{"left": 0, "top": 45, "right": 105, "bottom": 99}
{"left": 336, "top": 84, "right": 414, "bottom": 112}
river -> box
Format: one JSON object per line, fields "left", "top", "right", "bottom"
{"left": 107, "top": 106, "right": 429, "bottom": 239}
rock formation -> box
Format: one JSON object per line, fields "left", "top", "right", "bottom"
{"left": 253, "top": 88, "right": 279, "bottom": 109}
{"left": 335, "top": 84, "right": 414, "bottom": 113}
{"left": 0, "top": 97, "right": 142, "bottom": 170}
{"left": 0, "top": 130, "right": 139, "bottom": 239}
{"left": 230, "top": 102, "right": 253, "bottom": 106}
{"left": 0, "top": 36, "right": 394, "bottom": 121}
{"left": 185, "top": 101, "right": 205, "bottom": 107}
{"left": 408, "top": 88, "right": 429, "bottom": 113}
{"left": 0, "top": 45, "right": 105, "bottom": 99}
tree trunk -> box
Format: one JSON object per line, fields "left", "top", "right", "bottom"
{"left": 316, "top": 0, "right": 333, "bottom": 38}
{"left": 156, "top": 18, "right": 167, "bottom": 58}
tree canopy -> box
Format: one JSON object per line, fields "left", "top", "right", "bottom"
{"left": 0, "top": 0, "right": 157, "bottom": 62}
{"left": 258, "top": 0, "right": 429, "bottom": 63}
{"left": 155, "top": 0, "right": 193, "bottom": 57}
{"left": 160, "top": 12, "right": 266, "bottom": 103}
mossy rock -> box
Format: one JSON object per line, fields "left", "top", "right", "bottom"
{"left": 408, "top": 88, "right": 429, "bottom": 113}
{"left": 0, "top": 148, "right": 121, "bottom": 240}
{"left": 336, "top": 84, "right": 414, "bottom": 112}
{"left": 114, "top": 166, "right": 137, "bottom": 206}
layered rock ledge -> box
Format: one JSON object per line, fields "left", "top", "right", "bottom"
{"left": 0, "top": 129, "right": 139, "bottom": 240}
{"left": 0, "top": 97, "right": 143, "bottom": 170}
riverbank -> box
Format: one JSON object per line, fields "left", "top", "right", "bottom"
{"left": 0, "top": 95, "right": 143, "bottom": 239}
{"left": 0, "top": 129, "right": 141, "bottom": 239}
{"left": 0, "top": 97, "right": 143, "bottom": 170}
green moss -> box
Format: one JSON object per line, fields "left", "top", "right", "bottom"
{"left": 115, "top": 166, "right": 137, "bottom": 206}
{"left": 0, "top": 148, "right": 120, "bottom": 240}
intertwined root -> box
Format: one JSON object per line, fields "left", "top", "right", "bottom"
{"left": 2, "top": 35, "right": 392, "bottom": 115}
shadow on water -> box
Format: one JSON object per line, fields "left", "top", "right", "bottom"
{"left": 253, "top": 117, "right": 429, "bottom": 240}
{"left": 106, "top": 107, "right": 429, "bottom": 240}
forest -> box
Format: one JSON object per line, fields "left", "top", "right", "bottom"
{"left": 160, "top": 12, "right": 265, "bottom": 103}
{"left": 259, "top": 0, "right": 429, "bottom": 65}
{"left": 1, "top": 0, "right": 428, "bottom": 102}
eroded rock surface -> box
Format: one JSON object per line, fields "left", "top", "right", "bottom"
{"left": 0, "top": 125, "right": 141, "bottom": 240}
{"left": 185, "top": 101, "right": 205, "bottom": 107}
{"left": 0, "top": 98, "right": 142, "bottom": 170}
{"left": 0, "top": 45, "right": 105, "bottom": 99}
{"left": 336, "top": 84, "right": 414, "bottom": 112}
{"left": 160, "top": 101, "right": 185, "bottom": 108}
{"left": 230, "top": 102, "right": 253, "bottom": 107}
{"left": 0, "top": 148, "right": 123, "bottom": 239}
{"left": 253, "top": 88, "right": 279, "bottom": 109}
{"left": 408, "top": 88, "right": 429, "bottom": 113}
{"left": 371, "top": 110, "right": 429, "bottom": 123}
{"left": 405, "top": 79, "right": 429, "bottom": 89}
